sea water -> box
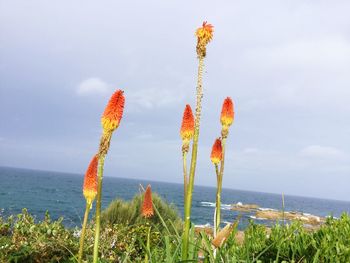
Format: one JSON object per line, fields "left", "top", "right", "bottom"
{"left": 1, "top": 166, "right": 349, "bottom": 229}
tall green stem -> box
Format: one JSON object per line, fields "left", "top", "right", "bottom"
{"left": 78, "top": 201, "right": 91, "bottom": 263}
{"left": 145, "top": 226, "right": 151, "bottom": 263}
{"left": 182, "top": 151, "right": 188, "bottom": 202}
{"left": 214, "top": 164, "right": 220, "bottom": 237}
{"left": 182, "top": 56, "right": 204, "bottom": 260}
{"left": 93, "top": 155, "right": 105, "bottom": 263}
{"left": 215, "top": 137, "right": 227, "bottom": 235}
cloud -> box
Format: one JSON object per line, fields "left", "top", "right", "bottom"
{"left": 299, "top": 145, "right": 345, "bottom": 159}
{"left": 76, "top": 78, "right": 110, "bottom": 96}
{"left": 127, "top": 88, "right": 184, "bottom": 111}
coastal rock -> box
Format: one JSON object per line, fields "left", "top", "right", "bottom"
{"left": 231, "top": 202, "right": 259, "bottom": 212}
{"left": 255, "top": 210, "right": 325, "bottom": 226}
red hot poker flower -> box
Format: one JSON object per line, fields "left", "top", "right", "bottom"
{"left": 195, "top": 21, "right": 214, "bottom": 46}
{"left": 83, "top": 155, "right": 98, "bottom": 205}
{"left": 210, "top": 138, "right": 222, "bottom": 165}
{"left": 180, "top": 105, "right": 195, "bottom": 143}
{"left": 220, "top": 97, "right": 234, "bottom": 128}
{"left": 142, "top": 185, "right": 154, "bottom": 218}
{"left": 101, "top": 90, "right": 125, "bottom": 132}
{"left": 195, "top": 21, "right": 214, "bottom": 57}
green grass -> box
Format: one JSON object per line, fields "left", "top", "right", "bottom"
{"left": 1, "top": 195, "right": 350, "bottom": 262}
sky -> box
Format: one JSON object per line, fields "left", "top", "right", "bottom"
{"left": 1, "top": 1, "right": 350, "bottom": 201}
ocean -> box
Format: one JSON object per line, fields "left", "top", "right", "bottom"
{"left": 1, "top": 166, "right": 350, "bottom": 229}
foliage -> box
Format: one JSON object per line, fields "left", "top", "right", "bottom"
{"left": 101, "top": 192, "right": 182, "bottom": 234}
{"left": 0, "top": 208, "right": 77, "bottom": 262}
{"left": 1, "top": 208, "right": 350, "bottom": 262}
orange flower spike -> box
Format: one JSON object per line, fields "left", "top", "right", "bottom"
{"left": 210, "top": 138, "right": 222, "bottom": 165}
{"left": 195, "top": 21, "right": 214, "bottom": 45}
{"left": 195, "top": 21, "right": 214, "bottom": 57}
{"left": 83, "top": 155, "right": 98, "bottom": 205}
{"left": 180, "top": 105, "right": 195, "bottom": 143}
{"left": 142, "top": 185, "right": 154, "bottom": 218}
{"left": 220, "top": 97, "right": 234, "bottom": 129}
{"left": 101, "top": 90, "right": 125, "bottom": 132}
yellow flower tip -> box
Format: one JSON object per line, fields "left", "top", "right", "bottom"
{"left": 220, "top": 97, "right": 234, "bottom": 128}
{"left": 210, "top": 138, "right": 222, "bottom": 164}
{"left": 195, "top": 21, "right": 214, "bottom": 45}
{"left": 180, "top": 104, "right": 195, "bottom": 142}
{"left": 101, "top": 90, "right": 125, "bottom": 132}
{"left": 83, "top": 155, "right": 98, "bottom": 204}
{"left": 142, "top": 185, "right": 154, "bottom": 218}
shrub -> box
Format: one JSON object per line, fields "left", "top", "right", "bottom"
{"left": 101, "top": 192, "right": 182, "bottom": 234}
{"left": 0, "top": 209, "right": 77, "bottom": 262}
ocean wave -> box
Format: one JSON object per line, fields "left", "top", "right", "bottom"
{"left": 200, "top": 202, "right": 232, "bottom": 210}
{"left": 200, "top": 201, "right": 215, "bottom": 207}
{"left": 258, "top": 207, "right": 278, "bottom": 211}
{"left": 195, "top": 223, "right": 212, "bottom": 228}
{"left": 249, "top": 215, "right": 269, "bottom": 220}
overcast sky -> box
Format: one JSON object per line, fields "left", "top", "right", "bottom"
{"left": 1, "top": 1, "right": 350, "bottom": 201}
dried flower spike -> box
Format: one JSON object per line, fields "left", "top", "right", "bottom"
{"left": 180, "top": 105, "right": 195, "bottom": 144}
{"left": 210, "top": 138, "right": 222, "bottom": 164}
{"left": 101, "top": 90, "right": 125, "bottom": 132}
{"left": 212, "top": 223, "right": 234, "bottom": 248}
{"left": 196, "top": 21, "right": 214, "bottom": 57}
{"left": 142, "top": 185, "right": 154, "bottom": 218}
{"left": 83, "top": 155, "right": 98, "bottom": 205}
{"left": 196, "top": 21, "right": 214, "bottom": 46}
{"left": 220, "top": 97, "right": 234, "bottom": 129}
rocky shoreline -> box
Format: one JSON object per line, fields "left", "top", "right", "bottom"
{"left": 195, "top": 202, "right": 327, "bottom": 243}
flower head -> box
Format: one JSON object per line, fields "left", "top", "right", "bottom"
{"left": 196, "top": 21, "right": 214, "bottom": 46}
{"left": 180, "top": 105, "right": 195, "bottom": 143}
{"left": 101, "top": 90, "right": 125, "bottom": 132}
{"left": 210, "top": 138, "right": 222, "bottom": 164}
{"left": 142, "top": 185, "right": 154, "bottom": 218}
{"left": 220, "top": 97, "right": 234, "bottom": 129}
{"left": 83, "top": 155, "right": 98, "bottom": 205}
{"left": 196, "top": 21, "right": 214, "bottom": 57}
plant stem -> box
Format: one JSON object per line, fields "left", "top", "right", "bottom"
{"left": 215, "top": 137, "right": 227, "bottom": 235}
{"left": 182, "top": 151, "right": 188, "bottom": 203}
{"left": 182, "top": 56, "right": 204, "bottom": 260}
{"left": 282, "top": 192, "right": 285, "bottom": 227}
{"left": 145, "top": 226, "right": 151, "bottom": 263}
{"left": 78, "top": 200, "right": 91, "bottom": 263}
{"left": 93, "top": 155, "right": 105, "bottom": 263}
{"left": 214, "top": 164, "right": 220, "bottom": 237}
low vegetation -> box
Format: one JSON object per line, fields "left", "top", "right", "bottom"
{"left": 1, "top": 195, "right": 349, "bottom": 262}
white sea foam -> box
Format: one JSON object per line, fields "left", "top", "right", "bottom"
{"left": 249, "top": 215, "right": 268, "bottom": 220}
{"left": 200, "top": 201, "right": 216, "bottom": 207}
{"left": 195, "top": 223, "right": 212, "bottom": 228}
{"left": 258, "top": 207, "right": 277, "bottom": 211}
{"left": 221, "top": 204, "right": 232, "bottom": 210}
{"left": 200, "top": 201, "right": 232, "bottom": 210}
